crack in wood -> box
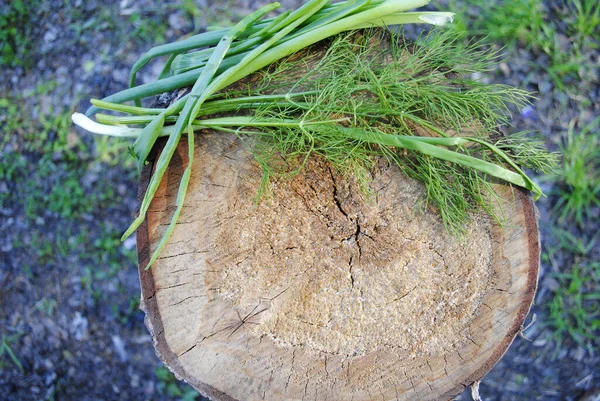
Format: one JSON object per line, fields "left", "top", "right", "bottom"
{"left": 170, "top": 295, "right": 203, "bottom": 307}
{"left": 157, "top": 249, "right": 209, "bottom": 261}
{"left": 156, "top": 281, "right": 190, "bottom": 291}
{"left": 177, "top": 342, "right": 197, "bottom": 357}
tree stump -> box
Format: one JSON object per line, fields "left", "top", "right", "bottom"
{"left": 136, "top": 32, "right": 539, "bottom": 401}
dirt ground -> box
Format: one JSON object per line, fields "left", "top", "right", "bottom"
{"left": 1, "top": 1, "right": 598, "bottom": 400}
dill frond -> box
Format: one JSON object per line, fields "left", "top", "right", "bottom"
{"left": 239, "top": 28, "right": 556, "bottom": 234}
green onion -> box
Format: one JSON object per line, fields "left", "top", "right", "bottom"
{"left": 73, "top": 0, "right": 557, "bottom": 268}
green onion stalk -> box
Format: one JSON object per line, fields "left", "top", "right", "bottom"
{"left": 72, "top": 0, "right": 557, "bottom": 269}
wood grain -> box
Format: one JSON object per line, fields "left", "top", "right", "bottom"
{"left": 135, "top": 29, "right": 540, "bottom": 400}
{"left": 136, "top": 133, "right": 539, "bottom": 401}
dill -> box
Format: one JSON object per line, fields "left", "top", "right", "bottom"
{"left": 72, "top": 0, "right": 558, "bottom": 267}
{"left": 232, "top": 29, "right": 558, "bottom": 234}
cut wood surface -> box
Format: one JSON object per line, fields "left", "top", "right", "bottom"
{"left": 136, "top": 31, "right": 540, "bottom": 401}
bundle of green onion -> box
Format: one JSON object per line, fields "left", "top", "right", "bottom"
{"left": 72, "top": 0, "right": 557, "bottom": 269}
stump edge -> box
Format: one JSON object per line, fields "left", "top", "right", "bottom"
{"left": 136, "top": 137, "right": 541, "bottom": 401}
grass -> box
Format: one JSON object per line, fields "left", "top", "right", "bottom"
{"left": 547, "top": 255, "right": 600, "bottom": 350}
{"left": 175, "top": 0, "right": 204, "bottom": 33}
{"left": 155, "top": 366, "right": 200, "bottom": 401}
{"left": 129, "top": 11, "right": 169, "bottom": 45}
{"left": 545, "top": 116, "right": 600, "bottom": 351}
{"left": 0, "top": 333, "right": 24, "bottom": 374}
{"left": 0, "top": 2, "right": 199, "bottom": 399}
{"left": 1, "top": 82, "right": 139, "bottom": 287}
{"left": 448, "top": 0, "right": 551, "bottom": 50}
{"left": 552, "top": 117, "right": 600, "bottom": 227}
{"left": 0, "top": 0, "right": 40, "bottom": 68}
{"left": 446, "top": 0, "right": 599, "bottom": 97}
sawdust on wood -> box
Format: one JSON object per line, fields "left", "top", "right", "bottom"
{"left": 207, "top": 155, "right": 493, "bottom": 358}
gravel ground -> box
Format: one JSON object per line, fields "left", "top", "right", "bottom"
{"left": 1, "top": 1, "right": 598, "bottom": 400}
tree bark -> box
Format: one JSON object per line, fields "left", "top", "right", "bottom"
{"left": 135, "top": 31, "right": 540, "bottom": 401}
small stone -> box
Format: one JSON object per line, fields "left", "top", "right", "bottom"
{"left": 144, "top": 380, "right": 155, "bottom": 396}
{"left": 43, "top": 29, "right": 57, "bottom": 43}
{"left": 43, "top": 359, "right": 54, "bottom": 370}
{"left": 542, "top": 277, "right": 560, "bottom": 292}
{"left": 538, "top": 79, "right": 553, "bottom": 94}
{"left": 0, "top": 237, "right": 12, "bottom": 253}
{"left": 56, "top": 66, "right": 69, "bottom": 77}
{"left": 117, "top": 183, "right": 128, "bottom": 196}
{"left": 111, "top": 68, "right": 129, "bottom": 85}
{"left": 45, "top": 372, "right": 57, "bottom": 386}
{"left": 521, "top": 105, "right": 536, "bottom": 119}
{"left": 70, "top": 312, "right": 89, "bottom": 341}
{"left": 82, "top": 172, "right": 98, "bottom": 187}
{"left": 168, "top": 12, "right": 189, "bottom": 32}
{"left": 123, "top": 236, "right": 136, "bottom": 251}
{"left": 571, "top": 346, "right": 586, "bottom": 362}
{"left": 112, "top": 335, "right": 128, "bottom": 362}
{"left": 41, "top": 317, "right": 68, "bottom": 341}
{"left": 130, "top": 373, "right": 140, "bottom": 388}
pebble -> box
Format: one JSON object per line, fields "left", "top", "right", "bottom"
{"left": 499, "top": 62, "right": 511, "bottom": 76}
{"left": 0, "top": 237, "right": 13, "bottom": 253}
{"left": 43, "top": 28, "right": 58, "bottom": 43}
{"left": 112, "top": 335, "right": 128, "bottom": 362}
{"left": 542, "top": 277, "right": 561, "bottom": 292}
{"left": 130, "top": 373, "right": 140, "bottom": 388}
{"left": 571, "top": 346, "right": 586, "bottom": 362}
{"left": 168, "top": 12, "right": 189, "bottom": 32}
{"left": 45, "top": 371, "right": 57, "bottom": 386}
{"left": 70, "top": 312, "right": 89, "bottom": 341}
{"left": 111, "top": 68, "right": 129, "bottom": 85}
{"left": 144, "top": 380, "right": 155, "bottom": 397}
{"left": 538, "top": 79, "right": 553, "bottom": 94}
{"left": 41, "top": 316, "right": 68, "bottom": 341}
{"left": 123, "top": 236, "right": 137, "bottom": 251}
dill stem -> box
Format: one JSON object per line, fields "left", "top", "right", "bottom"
{"left": 341, "top": 128, "right": 541, "bottom": 197}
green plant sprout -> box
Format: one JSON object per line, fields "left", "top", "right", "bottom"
{"left": 73, "top": 0, "right": 557, "bottom": 269}
{"left": 0, "top": 334, "right": 24, "bottom": 374}
{"left": 553, "top": 116, "right": 600, "bottom": 228}
{"left": 548, "top": 262, "right": 600, "bottom": 349}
